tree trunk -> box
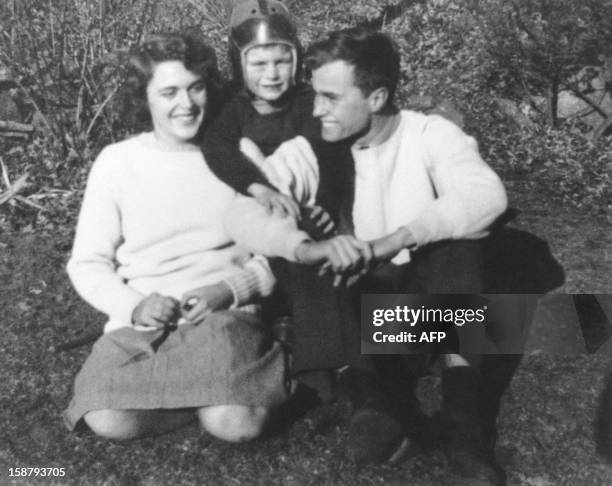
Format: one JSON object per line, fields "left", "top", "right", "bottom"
{"left": 10, "top": 0, "right": 16, "bottom": 55}
{"left": 547, "top": 77, "right": 559, "bottom": 128}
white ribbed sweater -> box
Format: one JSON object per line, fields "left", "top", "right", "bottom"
{"left": 67, "top": 133, "right": 274, "bottom": 332}
{"left": 224, "top": 111, "right": 507, "bottom": 261}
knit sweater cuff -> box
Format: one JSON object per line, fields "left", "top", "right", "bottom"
{"left": 223, "top": 257, "right": 275, "bottom": 308}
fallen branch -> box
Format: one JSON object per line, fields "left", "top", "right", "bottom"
{"left": 0, "top": 131, "right": 29, "bottom": 140}
{"left": 0, "top": 157, "right": 28, "bottom": 205}
{"left": 52, "top": 330, "right": 102, "bottom": 352}
{"left": 0, "top": 120, "right": 33, "bottom": 133}
{"left": 594, "top": 117, "right": 612, "bottom": 140}
{"left": 0, "top": 157, "right": 47, "bottom": 211}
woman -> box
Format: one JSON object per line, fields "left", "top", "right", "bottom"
{"left": 64, "top": 33, "right": 287, "bottom": 442}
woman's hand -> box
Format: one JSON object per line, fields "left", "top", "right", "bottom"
{"left": 180, "top": 282, "right": 234, "bottom": 325}
{"left": 132, "top": 292, "right": 180, "bottom": 329}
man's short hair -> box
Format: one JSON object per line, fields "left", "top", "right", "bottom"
{"left": 305, "top": 27, "right": 400, "bottom": 103}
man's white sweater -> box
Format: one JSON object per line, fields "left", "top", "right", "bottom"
{"left": 224, "top": 111, "right": 507, "bottom": 262}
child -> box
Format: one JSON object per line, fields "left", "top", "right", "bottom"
{"left": 202, "top": 0, "right": 370, "bottom": 396}
{"left": 202, "top": 0, "right": 353, "bottom": 231}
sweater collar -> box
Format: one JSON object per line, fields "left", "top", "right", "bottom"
{"left": 137, "top": 132, "right": 201, "bottom": 153}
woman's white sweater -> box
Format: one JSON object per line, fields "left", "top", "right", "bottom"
{"left": 67, "top": 133, "right": 274, "bottom": 332}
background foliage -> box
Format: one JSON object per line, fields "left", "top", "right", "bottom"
{"left": 1, "top": 2, "right": 611, "bottom": 485}
{"left": 0, "top": 0, "right": 610, "bottom": 230}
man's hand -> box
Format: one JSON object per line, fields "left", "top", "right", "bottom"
{"left": 180, "top": 282, "right": 234, "bottom": 325}
{"left": 132, "top": 292, "right": 180, "bottom": 329}
{"left": 248, "top": 183, "right": 300, "bottom": 219}
{"left": 295, "top": 236, "right": 373, "bottom": 286}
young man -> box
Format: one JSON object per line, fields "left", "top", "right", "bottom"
{"left": 226, "top": 28, "right": 513, "bottom": 483}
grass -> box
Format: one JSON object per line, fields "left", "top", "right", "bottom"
{"left": 1, "top": 1, "right": 612, "bottom": 484}
{"left": 1, "top": 174, "right": 611, "bottom": 485}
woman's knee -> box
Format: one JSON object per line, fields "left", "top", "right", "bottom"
{"left": 84, "top": 409, "right": 144, "bottom": 440}
{"left": 198, "top": 405, "right": 269, "bottom": 443}
{"left": 84, "top": 408, "right": 195, "bottom": 440}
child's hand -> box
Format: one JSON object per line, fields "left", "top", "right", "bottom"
{"left": 132, "top": 292, "right": 180, "bottom": 329}
{"left": 249, "top": 183, "right": 300, "bottom": 219}
{"left": 181, "top": 282, "right": 234, "bottom": 325}
{"left": 302, "top": 205, "right": 336, "bottom": 237}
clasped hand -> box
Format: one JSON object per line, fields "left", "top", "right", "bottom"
{"left": 295, "top": 235, "right": 373, "bottom": 287}
{"left": 131, "top": 282, "right": 234, "bottom": 328}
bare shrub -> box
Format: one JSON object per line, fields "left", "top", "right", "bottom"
{"left": 466, "top": 0, "right": 612, "bottom": 127}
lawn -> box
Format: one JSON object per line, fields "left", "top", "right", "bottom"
{"left": 1, "top": 176, "right": 611, "bottom": 485}
{"left": 1, "top": 1, "right": 611, "bottom": 484}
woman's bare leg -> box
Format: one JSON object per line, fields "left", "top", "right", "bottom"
{"left": 197, "top": 405, "right": 269, "bottom": 443}
{"left": 84, "top": 408, "right": 196, "bottom": 440}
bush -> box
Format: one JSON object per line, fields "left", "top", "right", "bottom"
{"left": 0, "top": 0, "right": 231, "bottom": 231}
{"left": 0, "top": 0, "right": 609, "bottom": 233}
{"left": 466, "top": 0, "right": 612, "bottom": 127}
{"left": 0, "top": 0, "right": 233, "bottom": 155}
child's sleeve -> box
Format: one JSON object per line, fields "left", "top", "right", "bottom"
{"left": 202, "top": 100, "right": 272, "bottom": 194}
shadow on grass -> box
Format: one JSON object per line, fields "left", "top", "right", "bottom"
{"left": 595, "top": 370, "right": 612, "bottom": 464}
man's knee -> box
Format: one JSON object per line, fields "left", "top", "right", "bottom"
{"left": 198, "top": 405, "right": 268, "bottom": 443}
{"left": 416, "top": 239, "right": 483, "bottom": 293}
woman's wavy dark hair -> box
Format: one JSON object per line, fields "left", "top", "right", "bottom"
{"left": 120, "top": 32, "right": 227, "bottom": 139}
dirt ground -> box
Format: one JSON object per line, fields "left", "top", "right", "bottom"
{"left": 1, "top": 181, "right": 611, "bottom": 485}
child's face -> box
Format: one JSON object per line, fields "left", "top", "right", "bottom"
{"left": 243, "top": 44, "right": 294, "bottom": 102}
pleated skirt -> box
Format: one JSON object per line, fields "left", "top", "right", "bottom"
{"left": 64, "top": 310, "right": 287, "bottom": 430}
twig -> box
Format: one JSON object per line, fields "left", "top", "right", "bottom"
{"left": 13, "top": 195, "right": 47, "bottom": 211}
{"left": 509, "top": 1, "right": 544, "bottom": 48}
{"left": 0, "top": 157, "right": 47, "bottom": 211}
{"left": 75, "top": 36, "right": 91, "bottom": 134}
{"left": 11, "top": 77, "right": 56, "bottom": 138}
{"left": 561, "top": 82, "right": 609, "bottom": 118}
{"left": 0, "top": 120, "right": 33, "bottom": 132}
{"left": 0, "top": 131, "right": 29, "bottom": 140}
{"left": 593, "top": 117, "right": 612, "bottom": 140}
{"left": 85, "top": 84, "right": 119, "bottom": 140}
{"left": 0, "top": 157, "right": 28, "bottom": 205}
{"left": 53, "top": 330, "right": 102, "bottom": 352}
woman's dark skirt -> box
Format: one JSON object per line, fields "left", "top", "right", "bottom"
{"left": 64, "top": 310, "right": 287, "bottom": 430}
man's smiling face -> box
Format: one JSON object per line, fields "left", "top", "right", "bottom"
{"left": 311, "top": 60, "right": 373, "bottom": 142}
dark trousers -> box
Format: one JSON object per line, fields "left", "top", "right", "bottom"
{"left": 268, "top": 239, "right": 488, "bottom": 374}
{"left": 354, "top": 240, "right": 530, "bottom": 436}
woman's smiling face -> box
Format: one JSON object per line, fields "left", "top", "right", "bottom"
{"left": 146, "top": 60, "right": 207, "bottom": 147}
